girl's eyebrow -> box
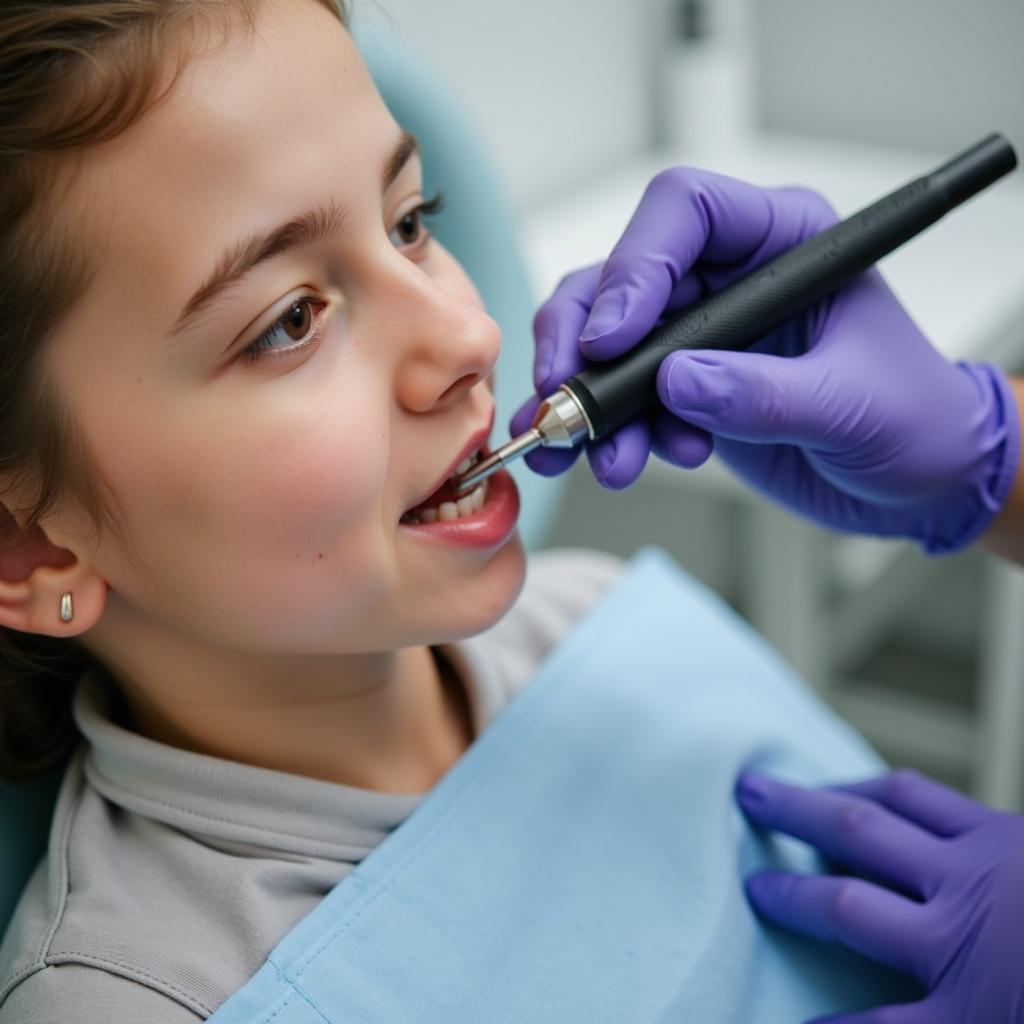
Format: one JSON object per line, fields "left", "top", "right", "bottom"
{"left": 167, "top": 127, "right": 420, "bottom": 342}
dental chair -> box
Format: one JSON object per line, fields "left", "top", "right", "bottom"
{"left": 0, "top": 25, "right": 565, "bottom": 942}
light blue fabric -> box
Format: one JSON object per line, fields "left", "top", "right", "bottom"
{"left": 208, "top": 548, "right": 918, "bottom": 1024}
{"left": 0, "top": 25, "right": 565, "bottom": 939}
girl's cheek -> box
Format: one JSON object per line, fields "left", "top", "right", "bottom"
{"left": 216, "top": 392, "right": 386, "bottom": 555}
{"left": 291, "top": 422, "right": 386, "bottom": 540}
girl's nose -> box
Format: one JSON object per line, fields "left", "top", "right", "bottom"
{"left": 391, "top": 274, "right": 501, "bottom": 415}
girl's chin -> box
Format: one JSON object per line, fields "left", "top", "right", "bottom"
{"left": 414, "top": 535, "right": 527, "bottom": 641}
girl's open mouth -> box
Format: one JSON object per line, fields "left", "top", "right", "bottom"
{"left": 399, "top": 444, "right": 519, "bottom": 549}
{"left": 400, "top": 447, "right": 489, "bottom": 525}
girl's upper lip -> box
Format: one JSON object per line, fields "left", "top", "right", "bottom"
{"left": 404, "top": 405, "right": 496, "bottom": 513}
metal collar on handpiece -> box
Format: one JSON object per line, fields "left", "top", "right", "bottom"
{"left": 452, "top": 386, "right": 593, "bottom": 494}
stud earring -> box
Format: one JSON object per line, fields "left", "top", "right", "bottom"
{"left": 59, "top": 592, "right": 73, "bottom": 623}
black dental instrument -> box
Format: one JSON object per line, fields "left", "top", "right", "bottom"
{"left": 453, "top": 132, "right": 1019, "bottom": 495}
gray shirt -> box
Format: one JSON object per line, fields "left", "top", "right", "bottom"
{"left": 0, "top": 548, "right": 624, "bottom": 1023}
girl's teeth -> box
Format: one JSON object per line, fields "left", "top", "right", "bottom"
{"left": 402, "top": 479, "right": 489, "bottom": 527}
{"left": 455, "top": 449, "right": 482, "bottom": 476}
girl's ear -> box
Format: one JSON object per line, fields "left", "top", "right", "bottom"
{"left": 0, "top": 500, "right": 108, "bottom": 638}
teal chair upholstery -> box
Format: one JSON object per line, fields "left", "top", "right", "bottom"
{"left": 0, "top": 24, "right": 567, "bottom": 942}
{"left": 0, "top": 769, "right": 63, "bottom": 940}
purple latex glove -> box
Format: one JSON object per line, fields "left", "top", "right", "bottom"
{"left": 512, "top": 167, "right": 1020, "bottom": 553}
{"left": 735, "top": 769, "right": 1024, "bottom": 1023}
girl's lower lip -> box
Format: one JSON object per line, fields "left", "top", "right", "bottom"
{"left": 398, "top": 468, "right": 519, "bottom": 549}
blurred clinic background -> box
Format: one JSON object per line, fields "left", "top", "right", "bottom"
{"left": 362, "top": 0, "right": 1024, "bottom": 808}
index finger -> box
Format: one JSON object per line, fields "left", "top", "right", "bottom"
{"left": 736, "top": 774, "right": 945, "bottom": 899}
{"left": 578, "top": 167, "right": 779, "bottom": 360}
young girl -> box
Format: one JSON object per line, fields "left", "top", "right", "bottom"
{"left": 0, "top": 1, "right": 624, "bottom": 1018}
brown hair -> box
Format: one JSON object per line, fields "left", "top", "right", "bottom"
{"left": 0, "top": 0, "right": 350, "bottom": 780}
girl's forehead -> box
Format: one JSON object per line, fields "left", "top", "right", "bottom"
{"left": 64, "top": 10, "right": 377, "bottom": 215}
{"left": 58, "top": 0, "right": 396, "bottom": 348}
{"left": 174, "top": 4, "right": 380, "bottom": 152}
{"left": 84, "top": 6, "right": 391, "bottom": 219}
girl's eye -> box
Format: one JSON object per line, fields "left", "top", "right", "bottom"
{"left": 239, "top": 191, "right": 446, "bottom": 366}
{"left": 241, "top": 296, "right": 327, "bottom": 365}
{"left": 388, "top": 191, "right": 446, "bottom": 249}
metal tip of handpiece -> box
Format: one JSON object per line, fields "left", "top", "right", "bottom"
{"left": 452, "top": 428, "right": 544, "bottom": 494}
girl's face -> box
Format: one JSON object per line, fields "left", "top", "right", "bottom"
{"left": 48, "top": 0, "right": 526, "bottom": 661}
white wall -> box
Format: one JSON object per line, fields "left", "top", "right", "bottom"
{"left": 357, "top": 0, "right": 666, "bottom": 210}
{"left": 753, "top": 0, "right": 1024, "bottom": 157}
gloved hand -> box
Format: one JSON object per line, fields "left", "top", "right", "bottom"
{"left": 735, "top": 768, "right": 1024, "bottom": 1023}
{"left": 512, "top": 167, "right": 1020, "bottom": 553}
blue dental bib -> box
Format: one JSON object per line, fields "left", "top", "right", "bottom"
{"left": 208, "top": 548, "right": 916, "bottom": 1023}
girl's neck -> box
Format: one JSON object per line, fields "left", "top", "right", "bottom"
{"left": 105, "top": 642, "right": 475, "bottom": 793}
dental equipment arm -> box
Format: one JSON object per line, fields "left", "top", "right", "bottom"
{"left": 485, "top": 134, "right": 1021, "bottom": 556}
{"left": 735, "top": 770, "right": 1024, "bottom": 1024}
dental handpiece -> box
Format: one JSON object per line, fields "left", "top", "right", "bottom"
{"left": 453, "top": 132, "right": 1019, "bottom": 496}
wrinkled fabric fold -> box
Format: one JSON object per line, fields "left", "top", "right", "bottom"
{"left": 208, "top": 548, "right": 917, "bottom": 1024}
